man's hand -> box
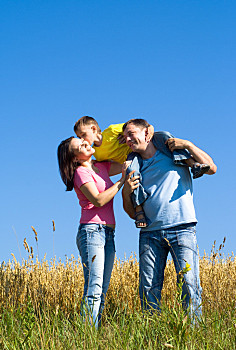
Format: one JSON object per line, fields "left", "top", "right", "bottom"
{"left": 165, "top": 138, "right": 190, "bottom": 152}
{"left": 123, "top": 170, "right": 140, "bottom": 195}
{"left": 122, "top": 170, "right": 140, "bottom": 219}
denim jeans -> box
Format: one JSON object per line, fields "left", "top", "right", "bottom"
{"left": 127, "top": 131, "right": 191, "bottom": 208}
{"left": 76, "top": 223, "right": 115, "bottom": 328}
{"left": 139, "top": 223, "right": 202, "bottom": 318}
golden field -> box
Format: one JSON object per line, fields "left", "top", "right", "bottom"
{"left": 1, "top": 245, "right": 235, "bottom": 315}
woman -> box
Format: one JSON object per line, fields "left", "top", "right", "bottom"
{"left": 57, "top": 136, "right": 127, "bottom": 328}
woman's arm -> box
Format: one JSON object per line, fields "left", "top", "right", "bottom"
{"left": 166, "top": 138, "right": 217, "bottom": 175}
{"left": 109, "top": 160, "right": 132, "bottom": 176}
{"left": 80, "top": 176, "right": 125, "bottom": 207}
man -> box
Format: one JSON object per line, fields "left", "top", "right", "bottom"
{"left": 122, "top": 118, "right": 217, "bottom": 317}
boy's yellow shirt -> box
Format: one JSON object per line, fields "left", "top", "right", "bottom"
{"left": 93, "top": 123, "right": 132, "bottom": 164}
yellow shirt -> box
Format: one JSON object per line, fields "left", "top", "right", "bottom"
{"left": 93, "top": 123, "right": 132, "bottom": 164}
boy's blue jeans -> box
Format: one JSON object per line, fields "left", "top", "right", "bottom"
{"left": 76, "top": 223, "right": 115, "bottom": 328}
{"left": 127, "top": 131, "right": 191, "bottom": 208}
{"left": 139, "top": 223, "right": 202, "bottom": 318}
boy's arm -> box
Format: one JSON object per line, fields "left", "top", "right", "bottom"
{"left": 166, "top": 138, "right": 217, "bottom": 175}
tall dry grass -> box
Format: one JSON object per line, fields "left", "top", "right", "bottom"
{"left": 0, "top": 242, "right": 235, "bottom": 316}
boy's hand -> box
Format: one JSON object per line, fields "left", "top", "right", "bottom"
{"left": 117, "top": 133, "right": 126, "bottom": 144}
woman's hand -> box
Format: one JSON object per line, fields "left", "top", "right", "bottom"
{"left": 109, "top": 160, "right": 132, "bottom": 177}
{"left": 121, "top": 160, "right": 132, "bottom": 177}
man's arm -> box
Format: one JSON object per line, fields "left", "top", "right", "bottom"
{"left": 166, "top": 138, "right": 217, "bottom": 175}
{"left": 122, "top": 171, "right": 139, "bottom": 219}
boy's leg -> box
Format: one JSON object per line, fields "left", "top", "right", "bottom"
{"left": 126, "top": 152, "right": 149, "bottom": 228}
{"left": 184, "top": 158, "right": 195, "bottom": 167}
{"left": 185, "top": 159, "right": 210, "bottom": 179}
{"left": 152, "top": 132, "right": 210, "bottom": 179}
{"left": 126, "top": 152, "right": 148, "bottom": 206}
{"left": 135, "top": 205, "right": 148, "bottom": 228}
{"left": 152, "top": 131, "right": 191, "bottom": 165}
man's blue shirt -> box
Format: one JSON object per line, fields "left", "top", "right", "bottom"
{"left": 141, "top": 149, "right": 197, "bottom": 232}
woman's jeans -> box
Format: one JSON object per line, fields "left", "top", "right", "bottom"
{"left": 76, "top": 223, "right": 115, "bottom": 328}
{"left": 127, "top": 131, "right": 191, "bottom": 208}
{"left": 139, "top": 223, "right": 202, "bottom": 318}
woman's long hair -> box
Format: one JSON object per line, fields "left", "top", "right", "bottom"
{"left": 57, "top": 137, "right": 80, "bottom": 191}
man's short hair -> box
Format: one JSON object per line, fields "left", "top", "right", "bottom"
{"left": 122, "top": 118, "right": 150, "bottom": 132}
{"left": 74, "top": 116, "right": 101, "bottom": 134}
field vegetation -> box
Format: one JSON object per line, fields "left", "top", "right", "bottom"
{"left": 0, "top": 231, "right": 235, "bottom": 349}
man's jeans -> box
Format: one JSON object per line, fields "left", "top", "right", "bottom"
{"left": 139, "top": 223, "right": 202, "bottom": 318}
{"left": 76, "top": 223, "right": 115, "bottom": 328}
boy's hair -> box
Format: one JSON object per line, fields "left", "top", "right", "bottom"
{"left": 123, "top": 118, "right": 150, "bottom": 132}
{"left": 74, "top": 116, "right": 101, "bottom": 134}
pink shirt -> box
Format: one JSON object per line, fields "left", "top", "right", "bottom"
{"left": 74, "top": 161, "right": 115, "bottom": 225}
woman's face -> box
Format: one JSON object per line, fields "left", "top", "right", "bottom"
{"left": 70, "top": 138, "right": 95, "bottom": 161}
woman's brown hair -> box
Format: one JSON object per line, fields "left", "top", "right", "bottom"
{"left": 57, "top": 137, "right": 80, "bottom": 191}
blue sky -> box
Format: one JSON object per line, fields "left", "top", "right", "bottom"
{"left": 1, "top": 0, "right": 235, "bottom": 263}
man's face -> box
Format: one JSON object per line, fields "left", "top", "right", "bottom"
{"left": 123, "top": 123, "right": 147, "bottom": 152}
{"left": 75, "top": 124, "right": 97, "bottom": 145}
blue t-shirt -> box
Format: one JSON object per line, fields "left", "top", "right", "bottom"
{"left": 141, "top": 150, "right": 197, "bottom": 232}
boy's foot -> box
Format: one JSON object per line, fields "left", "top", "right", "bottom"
{"left": 191, "top": 163, "right": 210, "bottom": 179}
{"left": 135, "top": 211, "right": 148, "bottom": 228}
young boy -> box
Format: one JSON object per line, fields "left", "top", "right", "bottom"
{"left": 74, "top": 116, "right": 210, "bottom": 228}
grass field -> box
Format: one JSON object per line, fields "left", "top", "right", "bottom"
{"left": 0, "top": 237, "right": 235, "bottom": 349}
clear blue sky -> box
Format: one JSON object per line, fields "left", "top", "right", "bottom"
{"left": 1, "top": 0, "right": 235, "bottom": 263}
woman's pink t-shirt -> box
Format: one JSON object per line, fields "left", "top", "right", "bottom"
{"left": 73, "top": 161, "right": 115, "bottom": 225}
